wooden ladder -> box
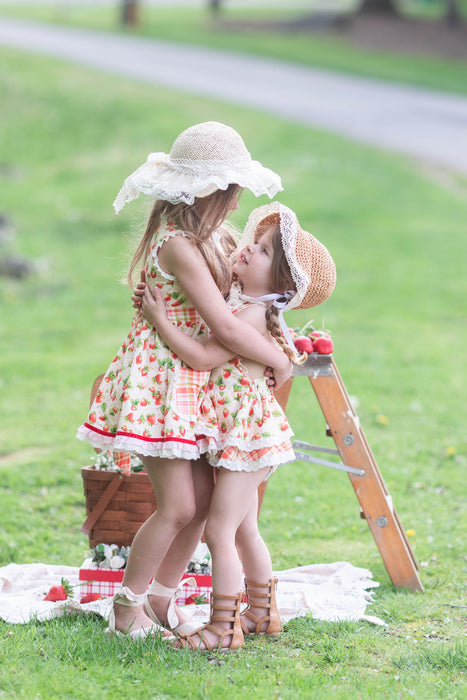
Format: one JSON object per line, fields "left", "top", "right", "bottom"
{"left": 262, "top": 354, "right": 423, "bottom": 591}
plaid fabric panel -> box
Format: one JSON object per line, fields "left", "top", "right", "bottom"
{"left": 112, "top": 451, "right": 132, "bottom": 475}
{"left": 173, "top": 367, "right": 209, "bottom": 418}
{"left": 166, "top": 306, "right": 200, "bottom": 325}
{"left": 219, "top": 440, "right": 294, "bottom": 465}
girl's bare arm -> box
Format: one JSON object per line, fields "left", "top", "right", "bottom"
{"left": 158, "top": 236, "right": 291, "bottom": 386}
{"left": 139, "top": 286, "right": 267, "bottom": 371}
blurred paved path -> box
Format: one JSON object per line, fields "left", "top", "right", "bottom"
{"left": 1, "top": 17, "right": 467, "bottom": 174}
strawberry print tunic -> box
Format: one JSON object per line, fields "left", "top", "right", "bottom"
{"left": 76, "top": 218, "right": 211, "bottom": 460}
{"left": 195, "top": 303, "right": 295, "bottom": 475}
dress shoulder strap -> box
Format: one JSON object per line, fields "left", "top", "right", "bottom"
{"left": 155, "top": 217, "right": 188, "bottom": 245}
{"left": 151, "top": 217, "right": 190, "bottom": 281}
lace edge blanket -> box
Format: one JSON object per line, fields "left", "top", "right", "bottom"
{"left": 0, "top": 561, "right": 385, "bottom": 626}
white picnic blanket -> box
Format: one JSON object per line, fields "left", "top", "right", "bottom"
{"left": 0, "top": 561, "right": 385, "bottom": 626}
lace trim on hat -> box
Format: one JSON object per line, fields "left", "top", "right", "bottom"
{"left": 239, "top": 202, "right": 324, "bottom": 311}
{"left": 277, "top": 204, "right": 310, "bottom": 310}
{"left": 240, "top": 202, "right": 311, "bottom": 311}
{"left": 113, "top": 152, "right": 282, "bottom": 212}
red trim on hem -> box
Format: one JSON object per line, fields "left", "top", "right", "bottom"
{"left": 82, "top": 422, "right": 200, "bottom": 446}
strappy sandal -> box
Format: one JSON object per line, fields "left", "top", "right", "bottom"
{"left": 175, "top": 591, "right": 244, "bottom": 652}
{"left": 144, "top": 578, "right": 201, "bottom": 635}
{"left": 240, "top": 577, "right": 282, "bottom": 636}
{"left": 106, "top": 586, "right": 163, "bottom": 639}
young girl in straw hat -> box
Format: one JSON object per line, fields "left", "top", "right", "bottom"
{"left": 77, "top": 122, "right": 289, "bottom": 638}
{"left": 134, "top": 202, "right": 336, "bottom": 650}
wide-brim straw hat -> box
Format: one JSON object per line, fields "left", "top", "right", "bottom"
{"left": 113, "top": 121, "right": 283, "bottom": 213}
{"left": 241, "top": 202, "right": 336, "bottom": 310}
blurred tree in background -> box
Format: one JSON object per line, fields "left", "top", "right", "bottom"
{"left": 445, "top": 0, "right": 463, "bottom": 25}
{"left": 121, "top": 0, "right": 139, "bottom": 26}
{"left": 358, "top": 0, "right": 463, "bottom": 25}
{"left": 118, "top": 0, "right": 464, "bottom": 30}
{"left": 204, "top": 0, "right": 464, "bottom": 27}
{"left": 359, "top": 0, "right": 399, "bottom": 14}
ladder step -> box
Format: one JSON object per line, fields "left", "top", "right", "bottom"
{"left": 273, "top": 357, "right": 423, "bottom": 590}
{"left": 293, "top": 447, "right": 365, "bottom": 477}
{"left": 293, "top": 440, "right": 339, "bottom": 456}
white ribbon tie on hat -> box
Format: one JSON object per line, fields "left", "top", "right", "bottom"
{"left": 239, "top": 291, "right": 297, "bottom": 355}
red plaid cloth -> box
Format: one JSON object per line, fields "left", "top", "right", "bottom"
{"left": 79, "top": 561, "right": 212, "bottom": 604}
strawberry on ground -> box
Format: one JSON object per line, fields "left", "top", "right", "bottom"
{"left": 186, "top": 593, "right": 208, "bottom": 605}
{"left": 43, "top": 578, "right": 73, "bottom": 602}
{"left": 80, "top": 593, "right": 102, "bottom": 604}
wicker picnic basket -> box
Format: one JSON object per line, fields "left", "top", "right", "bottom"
{"left": 81, "top": 465, "right": 157, "bottom": 548}
{"left": 80, "top": 373, "right": 157, "bottom": 547}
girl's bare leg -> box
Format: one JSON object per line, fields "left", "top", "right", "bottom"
{"left": 147, "top": 457, "right": 215, "bottom": 627}
{"left": 179, "top": 466, "right": 269, "bottom": 648}
{"left": 113, "top": 456, "right": 197, "bottom": 633}
{"left": 235, "top": 491, "right": 273, "bottom": 583}
{"left": 235, "top": 492, "right": 276, "bottom": 633}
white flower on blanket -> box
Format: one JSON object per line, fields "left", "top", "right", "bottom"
{"left": 91, "top": 544, "right": 130, "bottom": 570}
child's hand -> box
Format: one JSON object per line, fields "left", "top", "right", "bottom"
{"left": 141, "top": 287, "right": 168, "bottom": 329}
{"left": 131, "top": 270, "right": 147, "bottom": 309}
{"left": 263, "top": 366, "right": 276, "bottom": 389}
{"left": 271, "top": 356, "right": 293, "bottom": 390}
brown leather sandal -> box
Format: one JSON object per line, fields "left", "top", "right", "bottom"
{"left": 175, "top": 591, "right": 244, "bottom": 651}
{"left": 240, "top": 577, "right": 282, "bottom": 636}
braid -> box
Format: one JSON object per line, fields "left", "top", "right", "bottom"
{"left": 265, "top": 305, "right": 306, "bottom": 366}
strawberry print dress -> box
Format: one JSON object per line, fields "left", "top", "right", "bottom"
{"left": 195, "top": 301, "right": 295, "bottom": 475}
{"left": 76, "top": 218, "right": 211, "bottom": 461}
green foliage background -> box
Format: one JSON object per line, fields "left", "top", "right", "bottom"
{"left": 0, "top": 13, "right": 466, "bottom": 699}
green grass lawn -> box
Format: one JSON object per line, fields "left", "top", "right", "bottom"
{"left": 1, "top": 2, "right": 467, "bottom": 95}
{"left": 0, "top": 44, "right": 466, "bottom": 699}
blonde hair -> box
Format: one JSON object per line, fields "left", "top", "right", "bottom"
{"left": 128, "top": 184, "right": 240, "bottom": 296}
{"left": 255, "top": 213, "right": 306, "bottom": 365}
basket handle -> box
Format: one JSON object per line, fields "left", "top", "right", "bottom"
{"left": 80, "top": 473, "right": 123, "bottom": 535}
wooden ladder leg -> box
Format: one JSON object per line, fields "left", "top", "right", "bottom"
{"left": 304, "top": 356, "right": 423, "bottom": 591}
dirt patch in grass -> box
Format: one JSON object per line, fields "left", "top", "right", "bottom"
{"left": 345, "top": 14, "right": 467, "bottom": 60}
{"left": 217, "top": 13, "right": 467, "bottom": 61}
{"left": 0, "top": 447, "right": 50, "bottom": 467}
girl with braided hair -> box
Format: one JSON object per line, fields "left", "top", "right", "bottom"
{"left": 77, "top": 122, "right": 288, "bottom": 639}
{"left": 133, "top": 202, "right": 336, "bottom": 651}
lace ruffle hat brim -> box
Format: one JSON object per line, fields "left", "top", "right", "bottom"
{"left": 241, "top": 202, "right": 336, "bottom": 311}
{"left": 113, "top": 152, "right": 282, "bottom": 212}
{"left": 113, "top": 121, "right": 283, "bottom": 213}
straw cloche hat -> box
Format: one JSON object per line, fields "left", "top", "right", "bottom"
{"left": 241, "top": 202, "right": 336, "bottom": 310}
